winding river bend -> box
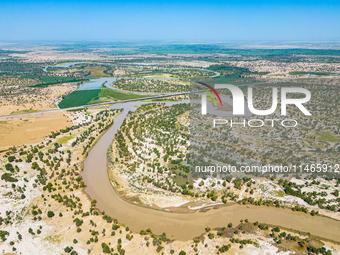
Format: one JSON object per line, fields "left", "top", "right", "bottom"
{"left": 81, "top": 101, "right": 340, "bottom": 242}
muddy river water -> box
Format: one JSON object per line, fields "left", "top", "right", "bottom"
{"left": 81, "top": 101, "right": 340, "bottom": 242}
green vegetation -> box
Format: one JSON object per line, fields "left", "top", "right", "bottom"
{"left": 10, "top": 109, "right": 40, "bottom": 115}
{"left": 289, "top": 71, "right": 310, "bottom": 75}
{"left": 201, "top": 74, "right": 258, "bottom": 86}
{"left": 1, "top": 173, "right": 18, "bottom": 182}
{"left": 58, "top": 87, "right": 151, "bottom": 108}
{"left": 208, "top": 64, "right": 267, "bottom": 77}
{"left": 99, "top": 88, "right": 149, "bottom": 101}
{"left": 47, "top": 211, "right": 55, "bottom": 218}
{"left": 110, "top": 79, "right": 191, "bottom": 93}
{"left": 73, "top": 218, "right": 83, "bottom": 227}
{"left": 58, "top": 89, "right": 100, "bottom": 108}
{"left": 21, "top": 75, "right": 86, "bottom": 88}
{"left": 110, "top": 103, "right": 191, "bottom": 197}
{"left": 66, "top": 108, "right": 85, "bottom": 112}
{"left": 101, "top": 242, "right": 111, "bottom": 253}
{"left": 2, "top": 44, "right": 340, "bottom": 254}
{"left": 0, "top": 230, "right": 10, "bottom": 241}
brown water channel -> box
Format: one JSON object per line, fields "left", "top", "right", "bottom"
{"left": 81, "top": 101, "right": 340, "bottom": 242}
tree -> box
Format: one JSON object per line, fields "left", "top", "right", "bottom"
{"left": 64, "top": 246, "right": 73, "bottom": 253}
{"left": 73, "top": 218, "right": 83, "bottom": 227}
{"left": 8, "top": 156, "right": 15, "bottom": 162}
{"left": 5, "top": 163, "right": 14, "bottom": 172}
{"left": 47, "top": 211, "right": 54, "bottom": 218}
{"left": 101, "top": 243, "right": 110, "bottom": 253}
{"left": 272, "top": 227, "right": 280, "bottom": 232}
{"left": 279, "top": 232, "right": 286, "bottom": 238}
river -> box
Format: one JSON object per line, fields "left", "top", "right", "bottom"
{"left": 81, "top": 100, "right": 340, "bottom": 242}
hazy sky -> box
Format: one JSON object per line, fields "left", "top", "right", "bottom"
{"left": 1, "top": 0, "right": 340, "bottom": 42}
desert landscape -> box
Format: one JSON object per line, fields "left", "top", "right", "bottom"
{"left": 0, "top": 42, "right": 339, "bottom": 255}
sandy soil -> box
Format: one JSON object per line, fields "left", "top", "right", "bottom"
{"left": 0, "top": 84, "right": 76, "bottom": 116}
{"left": 0, "top": 111, "right": 71, "bottom": 148}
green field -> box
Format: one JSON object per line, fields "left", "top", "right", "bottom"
{"left": 58, "top": 89, "right": 101, "bottom": 108}
{"left": 59, "top": 88, "right": 150, "bottom": 108}
{"left": 99, "top": 88, "right": 150, "bottom": 101}
{"left": 21, "top": 75, "right": 86, "bottom": 88}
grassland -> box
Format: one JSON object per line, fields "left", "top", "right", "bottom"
{"left": 56, "top": 134, "right": 76, "bottom": 144}
{"left": 58, "top": 89, "right": 100, "bottom": 108}
{"left": 85, "top": 66, "right": 110, "bottom": 79}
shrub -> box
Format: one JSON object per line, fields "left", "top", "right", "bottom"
{"left": 8, "top": 156, "right": 15, "bottom": 162}
{"left": 272, "top": 227, "right": 280, "bottom": 232}
{"left": 47, "top": 211, "right": 54, "bottom": 218}
{"left": 5, "top": 163, "right": 14, "bottom": 172}
{"left": 101, "top": 243, "right": 110, "bottom": 253}
{"left": 1, "top": 173, "right": 18, "bottom": 182}
{"left": 126, "top": 233, "right": 133, "bottom": 241}
{"left": 64, "top": 246, "right": 73, "bottom": 253}
{"left": 156, "top": 245, "right": 163, "bottom": 253}
{"left": 73, "top": 218, "right": 83, "bottom": 227}
{"left": 219, "top": 244, "right": 231, "bottom": 253}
